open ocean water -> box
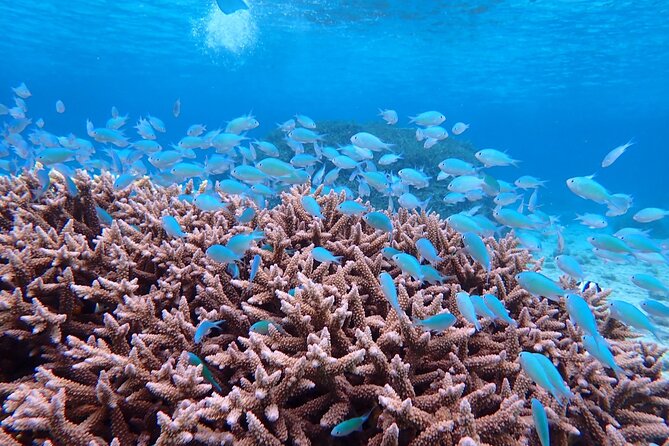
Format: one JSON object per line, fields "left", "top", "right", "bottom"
{"left": 1, "top": 1, "right": 669, "bottom": 444}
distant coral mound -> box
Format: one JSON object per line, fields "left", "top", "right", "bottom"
{"left": 0, "top": 172, "right": 667, "bottom": 445}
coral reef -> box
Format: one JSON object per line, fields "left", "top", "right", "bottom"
{"left": 0, "top": 171, "right": 668, "bottom": 446}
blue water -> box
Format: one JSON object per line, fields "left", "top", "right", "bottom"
{"left": 1, "top": 0, "right": 668, "bottom": 213}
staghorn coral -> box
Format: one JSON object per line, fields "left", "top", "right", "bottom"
{"left": 0, "top": 171, "right": 667, "bottom": 446}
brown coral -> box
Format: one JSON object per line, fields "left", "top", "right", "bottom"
{"left": 0, "top": 171, "right": 667, "bottom": 446}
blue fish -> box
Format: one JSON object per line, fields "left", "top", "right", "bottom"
{"left": 415, "top": 238, "right": 442, "bottom": 263}
{"left": 206, "top": 245, "right": 242, "bottom": 264}
{"left": 301, "top": 195, "right": 323, "bottom": 218}
{"left": 249, "top": 254, "right": 262, "bottom": 281}
{"left": 412, "top": 312, "right": 456, "bottom": 332}
{"left": 312, "top": 246, "right": 342, "bottom": 264}
{"left": 249, "top": 320, "right": 286, "bottom": 335}
{"left": 482, "top": 294, "right": 517, "bottom": 326}
{"left": 162, "top": 215, "right": 186, "bottom": 238}
{"left": 379, "top": 272, "right": 401, "bottom": 314}
{"left": 194, "top": 319, "right": 225, "bottom": 343}
{"left": 330, "top": 408, "right": 373, "bottom": 437}
{"left": 96, "top": 206, "right": 113, "bottom": 226}
{"left": 227, "top": 231, "right": 264, "bottom": 255}
{"left": 187, "top": 352, "right": 222, "bottom": 392}
{"left": 236, "top": 207, "right": 256, "bottom": 224}
{"left": 565, "top": 294, "right": 598, "bottom": 337}
{"left": 531, "top": 398, "right": 550, "bottom": 446}
{"left": 227, "top": 262, "right": 240, "bottom": 278}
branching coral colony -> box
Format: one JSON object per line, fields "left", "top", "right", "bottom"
{"left": 0, "top": 171, "right": 667, "bottom": 446}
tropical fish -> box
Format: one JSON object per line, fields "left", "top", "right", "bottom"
{"left": 162, "top": 215, "right": 186, "bottom": 238}
{"left": 249, "top": 254, "right": 261, "bottom": 282}
{"left": 397, "top": 193, "right": 429, "bottom": 211}
{"left": 392, "top": 253, "right": 424, "bottom": 282}
{"left": 409, "top": 110, "right": 445, "bottom": 127}
{"left": 565, "top": 294, "right": 598, "bottom": 337}
{"left": 482, "top": 294, "right": 517, "bottom": 326}
{"left": 452, "top": 122, "right": 470, "bottom": 135}
{"left": 554, "top": 255, "right": 584, "bottom": 281}
{"left": 295, "top": 114, "right": 316, "bottom": 129}
{"left": 630, "top": 273, "right": 669, "bottom": 295}
{"left": 330, "top": 408, "right": 374, "bottom": 437}
{"left": 461, "top": 232, "right": 491, "bottom": 274}
{"left": 350, "top": 132, "right": 392, "bottom": 151}
{"left": 227, "top": 231, "right": 264, "bottom": 255}
{"left": 587, "top": 234, "right": 633, "bottom": 254}
{"left": 582, "top": 334, "right": 625, "bottom": 376}
{"left": 531, "top": 398, "right": 550, "bottom": 446}
{"left": 206, "top": 245, "right": 242, "bottom": 264}
{"left": 312, "top": 246, "right": 342, "bottom": 264}
{"left": 640, "top": 299, "right": 669, "bottom": 318}
{"left": 337, "top": 200, "right": 366, "bottom": 216}
{"left": 55, "top": 100, "right": 65, "bottom": 113}
{"left": 412, "top": 312, "right": 456, "bottom": 331}
{"left": 608, "top": 300, "right": 660, "bottom": 339}
{"left": 415, "top": 238, "right": 442, "bottom": 263}
{"left": 379, "top": 272, "right": 401, "bottom": 314}
{"left": 249, "top": 319, "right": 286, "bottom": 335}
{"left": 194, "top": 193, "right": 228, "bottom": 212}
{"left": 518, "top": 352, "right": 562, "bottom": 403}
{"left": 633, "top": 207, "right": 669, "bottom": 223}
{"left": 378, "top": 109, "right": 398, "bottom": 125}
{"left": 194, "top": 319, "right": 225, "bottom": 343}
{"left": 300, "top": 195, "right": 323, "bottom": 218}
{"left": 575, "top": 213, "right": 607, "bottom": 229}
{"left": 515, "top": 271, "right": 566, "bottom": 301}
{"left": 456, "top": 291, "right": 480, "bottom": 331}
{"left": 470, "top": 294, "right": 496, "bottom": 319}
{"left": 96, "top": 206, "right": 113, "bottom": 225}
{"left": 236, "top": 207, "right": 256, "bottom": 224}
{"left": 514, "top": 175, "right": 546, "bottom": 189}
{"left": 363, "top": 211, "right": 393, "bottom": 232}
{"left": 187, "top": 352, "right": 222, "bottom": 392}
{"left": 474, "top": 149, "right": 519, "bottom": 167}
{"left": 601, "top": 138, "right": 634, "bottom": 168}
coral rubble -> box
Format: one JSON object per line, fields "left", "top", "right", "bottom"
{"left": 0, "top": 172, "right": 668, "bottom": 446}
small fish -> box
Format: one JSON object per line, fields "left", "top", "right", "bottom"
{"left": 531, "top": 399, "right": 550, "bottom": 446}
{"left": 412, "top": 312, "right": 456, "bottom": 331}
{"left": 608, "top": 300, "right": 660, "bottom": 339}
{"left": 55, "top": 100, "right": 65, "bottom": 113}
{"left": 451, "top": 122, "right": 469, "bottom": 135}
{"left": 633, "top": 207, "right": 669, "bottom": 223}
{"left": 287, "top": 128, "right": 324, "bottom": 144}
{"left": 554, "top": 255, "right": 584, "bottom": 281}
{"left": 12, "top": 82, "right": 31, "bottom": 98}
{"left": 249, "top": 319, "right": 286, "bottom": 335}
{"left": 582, "top": 334, "right": 625, "bottom": 376}
{"left": 194, "top": 319, "right": 225, "bottom": 343}
{"left": 462, "top": 232, "right": 491, "bottom": 274}
{"left": 398, "top": 168, "right": 430, "bottom": 189}
{"left": 482, "top": 294, "right": 517, "bottom": 326}
{"left": 630, "top": 273, "right": 669, "bottom": 295}
{"left": 162, "top": 215, "right": 186, "bottom": 238}
{"left": 415, "top": 238, "right": 442, "bottom": 263}
{"left": 337, "top": 200, "right": 366, "bottom": 216}
{"left": 312, "top": 246, "right": 342, "bottom": 264}
{"left": 378, "top": 108, "right": 398, "bottom": 125}
{"left": 392, "top": 253, "right": 424, "bottom": 282}
{"left": 381, "top": 247, "right": 402, "bottom": 260}
{"left": 575, "top": 213, "right": 607, "bottom": 229}
{"left": 518, "top": 352, "right": 561, "bottom": 403}
{"left": 379, "top": 272, "right": 401, "bottom": 314}
{"left": 206, "top": 245, "right": 242, "bottom": 264}
{"left": 379, "top": 152, "right": 403, "bottom": 165}
{"left": 456, "top": 291, "right": 480, "bottom": 331}
{"left": 601, "top": 138, "right": 634, "bottom": 168}
{"left": 227, "top": 262, "right": 240, "bottom": 278}
{"left": 194, "top": 193, "right": 228, "bottom": 212}
{"left": 438, "top": 158, "right": 478, "bottom": 176}
{"left": 330, "top": 409, "right": 373, "bottom": 437}
{"left": 227, "top": 231, "right": 264, "bottom": 255}
{"left": 409, "top": 110, "right": 445, "bottom": 127}
{"left": 187, "top": 352, "right": 221, "bottom": 392}
{"left": 295, "top": 114, "right": 316, "bottom": 129}
{"left": 474, "top": 149, "right": 519, "bottom": 168}
{"left": 96, "top": 206, "right": 113, "bottom": 225}
{"left": 301, "top": 195, "right": 323, "bottom": 218}
{"left": 420, "top": 265, "right": 450, "bottom": 284}
{"left": 173, "top": 98, "right": 181, "bottom": 117}
{"left": 236, "top": 207, "right": 256, "bottom": 224}
{"left": 363, "top": 211, "right": 393, "bottom": 233}
{"left": 587, "top": 234, "right": 633, "bottom": 254}
{"left": 398, "top": 193, "right": 430, "bottom": 211}
{"left": 470, "top": 294, "right": 496, "bottom": 319}
{"left": 565, "top": 294, "right": 598, "bottom": 337}
{"left": 514, "top": 175, "right": 546, "bottom": 189}
{"left": 640, "top": 299, "right": 669, "bottom": 318}
{"left": 249, "top": 254, "right": 262, "bottom": 282}
{"left": 277, "top": 119, "right": 296, "bottom": 133}
{"left": 515, "top": 272, "right": 566, "bottom": 302}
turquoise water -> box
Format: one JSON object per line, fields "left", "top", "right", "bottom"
{"left": 1, "top": 2, "right": 668, "bottom": 212}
